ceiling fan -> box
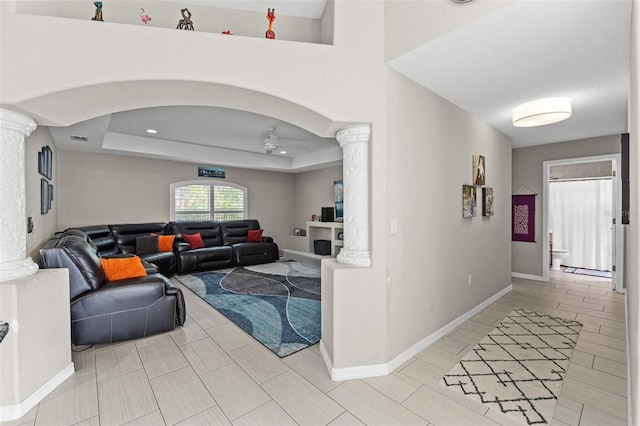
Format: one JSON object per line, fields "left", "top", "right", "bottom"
{"left": 263, "top": 126, "right": 279, "bottom": 155}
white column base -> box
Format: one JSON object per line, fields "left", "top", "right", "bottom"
{"left": 337, "top": 249, "right": 371, "bottom": 267}
{"left": 0, "top": 258, "right": 39, "bottom": 282}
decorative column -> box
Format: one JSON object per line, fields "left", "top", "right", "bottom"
{"left": 336, "top": 124, "right": 371, "bottom": 267}
{"left": 0, "top": 109, "right": 38, "bottom": 282}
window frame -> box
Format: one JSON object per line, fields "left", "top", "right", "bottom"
{"left": 170, "top": 180, "right": 248, "bottom": 221}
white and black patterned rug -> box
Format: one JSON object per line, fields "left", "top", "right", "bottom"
{"left": 440, "top": 308, "right": 582, "bottom": 425}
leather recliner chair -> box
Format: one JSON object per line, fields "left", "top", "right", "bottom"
{"left": 40, "top": 231, "right": 185, "bottom": 345}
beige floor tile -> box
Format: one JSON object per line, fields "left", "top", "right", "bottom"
{"left": 569, "top": 350, "right": 594, "bottom": 368}
{"left": 179, "top": 337, "right": 234, "bottom": 376}
{"left": 134, "top": 331, "right": 174, "bottom": 349}
{"left": 446, "top": 328, "right": 484, "bottom": 345}
{"left": 95, "top": 341, "right": 143, "bottom": 382}
{"left": 362, "top": 372, "right": 421, "bottom": 404}
{"left": 175, "top": 406, "right": 231, "bottom": 426}
{"left": 229, "top": 342, "right": 290, "bottom": 384}
{"left": 329, "top": 380, "right": 425, "bottom": 426}
{"left": 262, "top": 371, "right": 344, "bottom": 426}
{"left": 138, "top": 339, "right": 189, "bottom": 379}
{"left": 122, "top": 410, "right": 166, "bottom": 426}
{"left": 559, "top": 377, "right": 627, "bottom": 420}
{"left": 559, "top": 304, "right": 625, "bottom": 321}
{"left": 553, "top": 298, "right": 605, "bottom": 311}
{"left": 189, "top": 308, "right": 229, "bottom": 330}
{"left": 431, "top": 336, "right": 470, "bottom": 355}
{"left": 579, "top": 405, "right": 627, "bottom": 426}
{"left": 415, "top": 345, "right": 461, "bottom": 370}
{"left": 200, "top": 363, "right": 271, "bottom": 420}
{"left": 575, "top": 339, "right": 626, "bottom": 364}
{"left": 484, "top": 407, "right": 528, "bottom": 426}
{"left": 282, "top": 345, "right": 339, "bottom": 393}
{"left": 403, "top": 386, "right": 501, "bottom": 426}
{"left": 551, "top": 396, "right": 582, "bottom": 426}
{"left": 72, "top": 416, "right": 100, "bottom": 426}
{"left": 599, "top": 325, "right": 627, "bottom": 340}
{"left": 72, "top": 347, "right": 96, "bottom": 374}
{"left": 578, "top": 330, "right": 626, "bottom": 351}
{"left": 232, "top": 401, "right": 297, "bottom": 426}
{"left": 97, "top": 369, "right": 158, "bottom": 426}
{"left": 150, "top": 366, "right": 216, "bottom": 425}
{"left": 35, "top": 371, "right": 98, "bottom": 426}
{"left": 592, "top": 356, "right": 627, "bottom": 378}
{"left": 566, "top": 363, "right": 626, "bottom": 397}
{"left": 205, "top": 323, "right": 254, "bottom": 352}
{"left": 327, "top": 412, "right": 366, "bottom": 426}
{"left": 575, "top": 313, "right": 625, "bottom": 330}
{"left": 457, "top": 319, "right": 497, "bottom": 336}
{"left": 170, "top": 317, "right": 209, "bottom": 346}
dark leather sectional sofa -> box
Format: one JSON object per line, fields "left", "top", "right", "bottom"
{"left": 39, "top": 219, "right": 279, "bottom": 345}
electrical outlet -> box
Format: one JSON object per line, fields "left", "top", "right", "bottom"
{"left": 468, "top": 274, "right": 472, "bottom": 287}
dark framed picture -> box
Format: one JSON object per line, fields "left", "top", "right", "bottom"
{"left": 473, "top": 154, "right": 485, "bottom": 186}
{"left": 41, "top": 179, "right": 49, "bottom": 214}
{"left": 198, "top": 166, "right": 225, "bottom": 178}
{"left": 512, "top": 194, "right": 536, "bottom": 242}
{"left": 462, "top": 184, "right": 477, "bottom": 218}
{"left": 48, "top": 183, "right": 54, "bottom": 211}
{"left": 482, "top": 187, "right": 494, "bottom": 216}
{"left": 38, "top": 146, "right": 53, "bottom": 180}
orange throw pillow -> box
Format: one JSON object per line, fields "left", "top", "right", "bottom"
{"left": 100, "top": 256, "right": 147, "bottom": 281}
{"left": 150, "top": 233, "right": 176, "bottom": 252}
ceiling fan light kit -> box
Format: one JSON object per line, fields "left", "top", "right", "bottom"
{"left": 512, "top": 97, "right": 572, "bottom": 128}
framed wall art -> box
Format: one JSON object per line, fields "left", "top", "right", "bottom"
{"left": 462, "top": 184, "right": 477, "bottom": 218}
{"left": 482, "top": 187, "right": 494, "bottom": 216}
{"left": 38, "top": 146, "right": 53, "bottom": 180}
{"left": 473, "top": 154, "right": 485, "bottom": 186}
{"left": 41, "top": 179, "right": 49, "bottom": 214}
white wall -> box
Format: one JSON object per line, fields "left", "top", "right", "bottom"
{"left": 385, "top": 70, "right": 512, "bottom": 358}
{"left": 627, "top": 0, "right": 639, "bottom": 423}
{"left": 56, "top": 150, "right": 295, "bottom": 245}
{"left": 511, "top": 136, "right": 620, "bottom": 277}
{"left": 25, "top": 128, "right": 58, "bottom": 261}
{"left": 293, "top": 166, "right": 342, "bottom": 228}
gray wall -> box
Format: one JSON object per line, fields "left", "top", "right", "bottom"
{"left": 293, "top": 166, "right": 342, "bottom": 228}
{"left": 511, "top": 135, "right": 621, "bottom": 277}
{"left": 25, "top": 128, "right": 58, "bottom": 261}
{"left": 56, "top": 150, "right": 295, "bottom": 246}
{"left": 384, "top": 70, "right": 513, "bottom": 358}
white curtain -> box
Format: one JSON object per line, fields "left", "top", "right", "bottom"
{"left": 549, "top": 179, "right": 613, "bottom": 271}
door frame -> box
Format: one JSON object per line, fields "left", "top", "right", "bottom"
{"left": 542, "top": 154, "right": 624, "bottom": 292}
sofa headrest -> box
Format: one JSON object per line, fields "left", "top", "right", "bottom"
{"left": 221, "top": 220, "right": 260, "bottom": 245}
{"left": 109, "top": 223, "right": 168, "bottom": 254}
{"left": 69, "top": 225, "right": 119, "bottom": 256}
{"left": 168, "top": 221, "right": 222, "bottom": 247}
{"left": 40, "top": 234, "right": 106, "bottom": 299}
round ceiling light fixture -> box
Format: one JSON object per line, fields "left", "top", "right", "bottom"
{"left": 450, "top": 0, "right": 475, "bottom": 3}
{"left": 145, "top": 128, "right": 158, "bottom": 134}
{"left": 512, "top": 97, "right": 572, "bottom": 127}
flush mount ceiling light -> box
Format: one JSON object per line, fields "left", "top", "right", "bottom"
{"left": 145, "top": 128, "right": 158, "bottom": 134}
{"left": 512, "top": 97, "right": 572, "bottom": 127}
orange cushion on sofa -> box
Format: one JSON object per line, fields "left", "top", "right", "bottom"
{"left": 100, "top": 256, "right": 147, "bottom": 281}
{"left": 152, "top": 234, "right": 176, "bottom": 252}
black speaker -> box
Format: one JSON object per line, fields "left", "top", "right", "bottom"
{"left": 621, "top": 133, "right": 630, "bottom": 224}
{"left": 321, "top": 207, "right": 334, "bottom": 222}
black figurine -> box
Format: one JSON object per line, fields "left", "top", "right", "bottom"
{"left": 177, "top": 8, "right": 194, "bottom": 31}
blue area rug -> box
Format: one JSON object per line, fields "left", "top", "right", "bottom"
{"left": 176, "top": 261, "right": 321, "bottom": 357}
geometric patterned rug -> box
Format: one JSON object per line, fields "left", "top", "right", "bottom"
{"left": 440, "top": 308, "right": 583, "bottom": 425}
{"left": 176, "top": 261, "right": 321, "bottom": 358}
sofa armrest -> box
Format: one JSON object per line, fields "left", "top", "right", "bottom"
{"left": 70, "top": 275, "right": 168, "bottom": 318}
{"left": 262, "top": 236, "right": 274, "bottom": 243}
{"left": 175, "top": 242, "right": 191, "bottom": 253}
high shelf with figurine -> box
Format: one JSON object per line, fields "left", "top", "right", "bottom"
{"left": 306, "top": 221, "right": 344, "bottom": 257}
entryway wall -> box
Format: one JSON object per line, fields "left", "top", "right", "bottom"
{"left": 512, "top": 135, "right": 620, "bottom": 280}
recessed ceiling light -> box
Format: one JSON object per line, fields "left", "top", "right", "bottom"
{"left": 146, "top": 129, "right": 158, "bottom": 134}
{"left": 279, "top": 150, "right": 287, "bottom": 154}
{"left": 512, "top": 97, "right": 572, "bottom": 127}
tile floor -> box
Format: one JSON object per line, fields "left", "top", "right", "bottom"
{"left": 1, "top": 271, "right": 627, "bottom": 426}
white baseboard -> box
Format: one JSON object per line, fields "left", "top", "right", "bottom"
{"left": 320, "top": 285, "right": 513, "bottom": 381}
{"left": 511, "top": 272, "right": 546, "bottom": 282}
{"left": 0, "top": 362, "right": 74, "bottom": 422}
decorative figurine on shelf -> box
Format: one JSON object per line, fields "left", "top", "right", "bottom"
{"left": 266, "top": 8, "right": 276, "bottom": 39}
{"left": 177, "top": 8, "right": 194, "bottom": 31}
{"left": 140, "top": 8, "right": 152, "bottom": 25}
{"left": 91, "top": 1, "right": 103, "bottom": 21}
{"left": 222, "top": 30, "right": 232, "bottom": 35}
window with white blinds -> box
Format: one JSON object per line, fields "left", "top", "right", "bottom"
{"left": 171, "top": 181, "right": 247, "bottom": 221}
